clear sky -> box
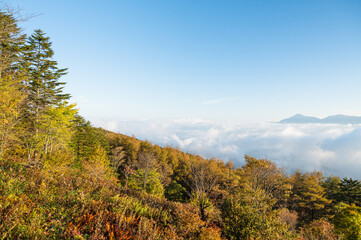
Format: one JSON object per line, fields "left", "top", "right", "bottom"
{"left": 9, "top": 0, "right": 361, "bottom": 122}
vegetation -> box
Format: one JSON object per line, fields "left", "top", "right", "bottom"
{"left": 0, "top": 7, "right": 359, "bottom": 239}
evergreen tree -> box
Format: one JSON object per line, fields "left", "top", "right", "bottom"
{"left": 21, "top": 29, "right": 73, "bottom": 160}
{"left": 0, "top": 10, "right": 26, "bottom": 158}
{"left": 22, "top": 29, "right": 69, "bottom": 127}
{"left": 323, "top": 176, "right": 341, "bottom": 204}
{"left": 324, "top": 177, "right": 361, "bottom": 208}
{"left": 338, "top": 178, "right": 361, "bottom": 206}
{"left": 0, "top": 8, "right": 25, "bottom": 77}
{"left": 71, "top": 115, "right": 109, "bottom": 162}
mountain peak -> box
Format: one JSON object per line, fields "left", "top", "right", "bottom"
{"left": 280, "top": 114, "right": 320, "bottom": 123}
{"left": 280, "top": 114, "right": 361, "bottom": 124}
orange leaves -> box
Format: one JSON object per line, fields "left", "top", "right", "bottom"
{"left": 66, "top": 210, "right": 133, "bottom": 239}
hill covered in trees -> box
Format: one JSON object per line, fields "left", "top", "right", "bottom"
{"left": 1, "top": 7, "right": 361, "bottom": 240}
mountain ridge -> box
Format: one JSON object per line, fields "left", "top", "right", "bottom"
{"left": 280, "top": 114, "right": 361, "bottom": 124}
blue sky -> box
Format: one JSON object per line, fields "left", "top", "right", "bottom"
{"left": 9, "top": 0, "right": 361, "bottom": 122}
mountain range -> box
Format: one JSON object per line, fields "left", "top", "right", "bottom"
{"left": 280, "top": 114, "right": 361, "bottom": 124}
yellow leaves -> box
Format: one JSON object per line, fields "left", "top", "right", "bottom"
{"left": 28, "top": 101, "right": 78, "bottom": 159}
{"left": 40, "top": 181, "right": 46, "bottom": 189}
{"left": 240, "top": 155, "right": 289, "bottom": 201}
{"left": 45, "top": 102, "right": 78, "bottom": 123}
{"left": 84, "top": 145, "right": 112, "bottom": 181}
{"left": 43, "top": 148, "right": 75, "bottom": 167}
{"left": 0, "top": 75, "right": 25, "bottom": 156}
{"left": 43, "top": 102, "right": 78, "bottom": 139}
{"left": 300, "top": 218, "right": 341, "bottom": 240}
{"left": 0, "top": 82, "right": 23, "bottom": 117}
{"left": 88, "top": 145, "right": 109, "bottom": 166}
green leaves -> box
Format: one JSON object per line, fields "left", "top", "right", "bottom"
{"left": 0, "top": 10, "right": 26, "bottom": 158}
{"left": 128, "top": 169, "right": 164, "bottom": 196}
{"left": 290, "top": 170, "right": 331, "bottom": 224}
{"left": 221, "top": 188, "right": 293, "bottom": 240}
{"left": 333, "top": 203, "right": 361, "bottom": 240}
{"left": 22, "top": 29, "right": 69, "bottom": 110}
{"left": 165, "top": 181, "right": 187, "bottom": 202}
{"left": 18, "top": 29, "right": 76, "bottom": 162}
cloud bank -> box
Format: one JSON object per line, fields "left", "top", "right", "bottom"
{"left": 93, "top": 118, "right": 361, "bottom": 178}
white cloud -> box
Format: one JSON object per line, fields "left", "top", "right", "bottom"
{"left": 93, "top": 118, "right": 361, "bottom": 178}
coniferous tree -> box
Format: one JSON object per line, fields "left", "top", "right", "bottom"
{"left": 0, "top": 8, "right": 25, "bottom": 77}
{"left": 71, "top": 115, "right": 109, "bottom": 162}
{"left": 323, "top": 176, "right": 341, "bottom": 204}
{"left": 337, "top": 178, "right": 361, "bottom": 206}
{"left": 0, "top": 9, "right": 26, "bottom": 158}
{"left": 71, "top": 115, "right": 96, "bottom": 161}
{"left": 21, "top": 29, "right": 74, "bottom": 160}
{"left": 22, "top": 29, "right": 69, "bottom": 128}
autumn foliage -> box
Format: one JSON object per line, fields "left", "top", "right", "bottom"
{"left": 0, "top": 7, "right": 359, "bottom": 240}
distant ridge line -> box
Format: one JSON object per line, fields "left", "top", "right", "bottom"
{"left": 280, "top": 114, "right": 361, "bottom": 124}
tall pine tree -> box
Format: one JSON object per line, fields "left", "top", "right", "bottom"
{"left": 338, "top": 178, "right": 361, "bottom": 206}
{"left": 22, "top": 29, "right": 69, "bottom": 128}
{"left": 21, "top": 29, "right": 75, "bottom": 160}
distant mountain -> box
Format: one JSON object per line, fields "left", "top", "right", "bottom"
{"left": 280, "top": 114, "right": 361, "bottom": 124}
{"left": 321, "top": 114, "right": 361, "bottom": 124}
{"left": 279, "top": 114, "right": 320, "bottom": 123}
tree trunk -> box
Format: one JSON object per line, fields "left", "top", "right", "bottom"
{"left": 200, "top": 204, "right": 206, "bottom": 221}
{"left": 143, "top": 172, "right": 147, "bottom": 190}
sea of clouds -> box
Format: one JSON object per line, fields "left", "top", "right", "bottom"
{"left": 93, "top": 118, "right": 361, "bottom": 178}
